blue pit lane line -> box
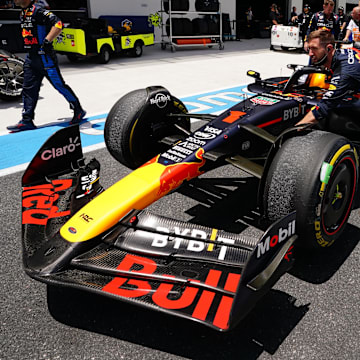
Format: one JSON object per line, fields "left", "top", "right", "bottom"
{"left": 0, "top": 84, "right": 251, "bottom": 176}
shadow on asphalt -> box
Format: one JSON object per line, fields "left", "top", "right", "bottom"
{"left": 290, "top": 223, "right": 360, "bottom": 284}
{"left": 47, "top": 285, "right": 308, "bottom": 359}
{"left": 181, "top": 177, "right": 360, "bottom": 285}
{"left": 179, "top": 176, "right": 262, "bottom": 233}
{"left": 46, "top": 176, "right": 358, "bottom": 358}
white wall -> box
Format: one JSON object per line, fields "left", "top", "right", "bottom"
{"left": 290, "top": 0, "right": 303, "bottom": 15}
{"left": 342, "top": 0, "right": 359, "bottom": 10}
{"left": 289, "top": 0, "right": 359, "bottom": 14}
{"left": 88, "top": 0, "right": 236, "bottom": 42}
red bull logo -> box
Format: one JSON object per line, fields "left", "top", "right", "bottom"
{"left": 24, "top": 38, "right": 38, "bottom": 45}
{"left": 55, "top": 21, "right": 63, "bottom": 29}
{"left": 22, "top": 28, "right": 33, "bottom": 37}
{"left": 157, "top": 148, "right": 205, "bottom": 196}
{"left": 22, "top": 28, "right": 38, "bottom": 45}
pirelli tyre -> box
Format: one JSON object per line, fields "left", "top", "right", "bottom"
{"left": 264, "top": 130, "right": 358, "bottom": 249}
{"left": 104, "top": 87, "right": 190, "bottom": 169}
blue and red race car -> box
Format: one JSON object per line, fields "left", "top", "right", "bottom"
{"left": 21, "top": 63, "right": 359, "bottom": 331}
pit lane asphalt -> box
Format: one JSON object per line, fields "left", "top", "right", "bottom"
{"left": 1, "top": 40, "right": 359, "bottom": 360}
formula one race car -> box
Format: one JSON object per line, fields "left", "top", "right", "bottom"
{"left": 21, "top": 64, "right": 359, "bottom": 331}
{"left": 0, "top": 49, "right": 24, "bottom": 100}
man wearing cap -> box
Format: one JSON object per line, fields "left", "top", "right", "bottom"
{"left": 292, "top": 4, "right": 313, "bottom": 42}
{"left": 338, "top": 6, "right": 349, "bottom": 39}
{"left": 304, "top": 0, "right": 340, "bottom": 51}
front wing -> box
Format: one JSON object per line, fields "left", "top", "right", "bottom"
{"left": 21, "top": 126, "right": 297, "bottom": 331}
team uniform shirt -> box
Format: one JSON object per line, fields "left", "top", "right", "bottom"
{"left": 269, "top": 10, "right": 280, "bottom": 24}
{"left": 338, "top": 13, "right": 349, "bottom": 39}
{"left": 312, "top": 48, "right": 360, "bottom": 120}
{"left": 346, "top": 19, "right": 360, "bottom": 41}
{"left": 305, "top": 11, "right": 340, "bottom": 41}
{"left": 20, "top": 1, "right": 62, "bottom": 51}
{"left": 338, "top": 13, "right": 349, "bottom": 28}
{"left": 17, "top": 1, "right": 82, "bottom": 122}
{"left": 297, "top": 11, "right": 313, "bottom": 36}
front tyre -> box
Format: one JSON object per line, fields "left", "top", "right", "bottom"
{"left": 104, "top": 87, "right": 190, "bottom": 169}
{"left": 264, "top": 131, "right": 358, "bottom": 249}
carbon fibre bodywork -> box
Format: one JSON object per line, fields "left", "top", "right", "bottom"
{"left": 21, "top": 67, "right": 359, "bottom": 331}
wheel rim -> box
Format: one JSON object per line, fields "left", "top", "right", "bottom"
{"left": 0, "top": 60, "right": 24, "bottom": 96}
{"left": 135, "top": 45, "right": 142, "bottom": 56}
{"left": 322, "top": 157, "right": 356, "bottom": 236}
{"left": 104, "top": 51, "right": 110, "bottom": 62}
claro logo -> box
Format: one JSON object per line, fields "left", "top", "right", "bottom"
{"left": 41, "top": 137, "right": 80, "bottom": 161}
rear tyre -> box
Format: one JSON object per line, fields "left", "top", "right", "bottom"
{"left": 98, "top": 46, "right": 111, "bottom": 64}
{"left": 104, "top": 88, "right": 190, "bottom": 169}
{"left": 66, "top": 54, "right": 79, "bottom": 63}
{"left": 131, "top": 41, "right": 143, "bottom": 57}
{"left": 264, "top": 131, "right": 358, "bottom": 249}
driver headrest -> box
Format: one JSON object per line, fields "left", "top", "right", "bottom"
{"left": 306, "top": 73, "right": 329, "bottom": 89}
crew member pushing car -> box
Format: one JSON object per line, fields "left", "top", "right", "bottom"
{"left": 7, "top": 0, "right": 86, "bottom": 132}
{"left": 304, "top": 0, "right": 340, "bottom": 51}
{"left": 297, "top": 29, "right": 360, "bottom": 126}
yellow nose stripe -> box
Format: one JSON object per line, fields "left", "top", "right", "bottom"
{"left": 207, "top": 228, "right": 218, "bottom": 251}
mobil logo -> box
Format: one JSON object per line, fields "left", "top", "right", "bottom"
{"left": 257, "top": 219, "right": 296, "bottom": 258}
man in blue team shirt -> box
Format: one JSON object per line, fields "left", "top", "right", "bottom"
{"left": 7, "top": 0, "right": 86, "bottom": 132}
{"left": 304, "top": 0, "right": 340, "bottom": 51}
{"left": 297, "top": 30, "right": 360, "bottom": 127}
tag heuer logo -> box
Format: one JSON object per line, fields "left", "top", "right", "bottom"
{"left": 250, "top": 96, "right": 280, "bottom": 106}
